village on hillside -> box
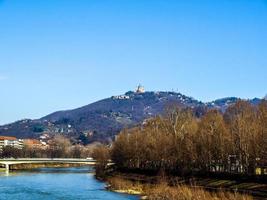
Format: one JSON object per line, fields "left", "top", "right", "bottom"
{"left": 0, "top": 134, "right": 50, "bottom": 151}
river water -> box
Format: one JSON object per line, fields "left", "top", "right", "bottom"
{"left": 0, "top": 167, "right": 138, "bottom": 200}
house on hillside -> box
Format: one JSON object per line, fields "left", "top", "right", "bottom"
{"left": 112, "top": 95, "right": 130, "bottom": 100}
{"left": 0, "top": 136, "right": 24, "bottom": 150}
{"left": 23, "top": 139, "right": 47, "bottom": 149}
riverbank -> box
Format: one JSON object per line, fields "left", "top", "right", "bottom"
{"left": 104, "top": 171, "right": 267, "bottom": 200}
{"left": 106, "top": 176, "right": 253, "bottom": 200}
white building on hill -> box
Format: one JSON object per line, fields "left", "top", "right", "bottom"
{"left": 0, "top": 136, "right": 24, "bottom": 150}
{"left": 136, "top": 84, "right": 145, "bottom": 93}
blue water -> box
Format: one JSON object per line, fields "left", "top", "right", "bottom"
{"left": 0, "top": 167, "right": 138, "bottom": 200}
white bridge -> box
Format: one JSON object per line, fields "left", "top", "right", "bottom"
{"left": 0, "top": 158, "right": 96, "bottom": 173}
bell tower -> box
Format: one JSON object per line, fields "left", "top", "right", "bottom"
{"left": 135, "top": 84, "right": 145, "bottom": 93}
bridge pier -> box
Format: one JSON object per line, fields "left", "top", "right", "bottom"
{"left": 5, "top": 163, "right": 9, "bottom": 174}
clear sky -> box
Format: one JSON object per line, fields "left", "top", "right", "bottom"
{"left": 0, "top": 0, "right": 267, "bottom": 125}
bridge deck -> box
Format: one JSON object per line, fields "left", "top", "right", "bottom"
{"left": 0, "top": 158, "right": 96, "bottom": 173}
{"left": 0, "top": 158, "right": 96, "bottom": 164}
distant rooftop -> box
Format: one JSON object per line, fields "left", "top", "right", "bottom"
{"left": 0, "top": 136, "right": 17, "bottom": 141}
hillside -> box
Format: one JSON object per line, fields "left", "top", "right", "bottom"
{"left": 0, "top": 91, "right": 263, "bottom": 143}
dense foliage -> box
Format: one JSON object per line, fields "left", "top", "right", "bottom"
{"left": 111, "top": 100, "right": 267, "bottom": 176}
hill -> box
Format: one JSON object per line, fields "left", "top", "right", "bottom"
{"left": 0, "top": 91, "right": 263, "bottom": 143}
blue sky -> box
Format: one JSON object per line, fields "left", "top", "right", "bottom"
{"left": 0, "top": 0, "right": 267, "bottom": 125}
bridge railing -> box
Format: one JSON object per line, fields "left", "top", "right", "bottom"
{"left": 0, "top": 158, "right": 95, "bottom": 161}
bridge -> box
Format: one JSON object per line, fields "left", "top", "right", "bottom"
{"left": 0, "top": 158, "right": 96, "bottom": 173}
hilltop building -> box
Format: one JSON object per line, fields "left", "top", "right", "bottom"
{"left": 112, "top": 95, "right": 130, "bottom": 100}
{"left": 136, "top": 84, "right": 145, "bottom": 93}
{"left": 0, "top": 136, "right": 24, "bottom": 150}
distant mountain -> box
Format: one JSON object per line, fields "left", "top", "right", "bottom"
{"left": 206, "top": 97, "right": 262, "bottom": 112}
{"left": 206, "top": 97, "right": 241, "bottom": 112}
{"left": 0, "top": 91, "right": 264, "bottom": 143}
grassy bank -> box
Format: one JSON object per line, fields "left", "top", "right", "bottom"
{"left": 102, "top": 170, "right": 267, "bottom": 199}
{"left": 106, "top": 176, "right": 253, "bottom": 200}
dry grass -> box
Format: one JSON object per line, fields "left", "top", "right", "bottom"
{"left": 146, "top": 183, "right": 253, "bottom": 200}
{"left": 107, "top": 177, "right": 144, "bottom": 194}
{"left": 107, "top": 177, "right": 253, "bottom": 200}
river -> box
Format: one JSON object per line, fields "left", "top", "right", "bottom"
{"left": 0, "top": 167, "right": 138, "bottom": 200}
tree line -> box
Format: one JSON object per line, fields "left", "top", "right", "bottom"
{"left": 110, "top": 100, "right": 267, "bottom": 176}
{"left": 0, "top": 135, "right": 92, "bottom": 159}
